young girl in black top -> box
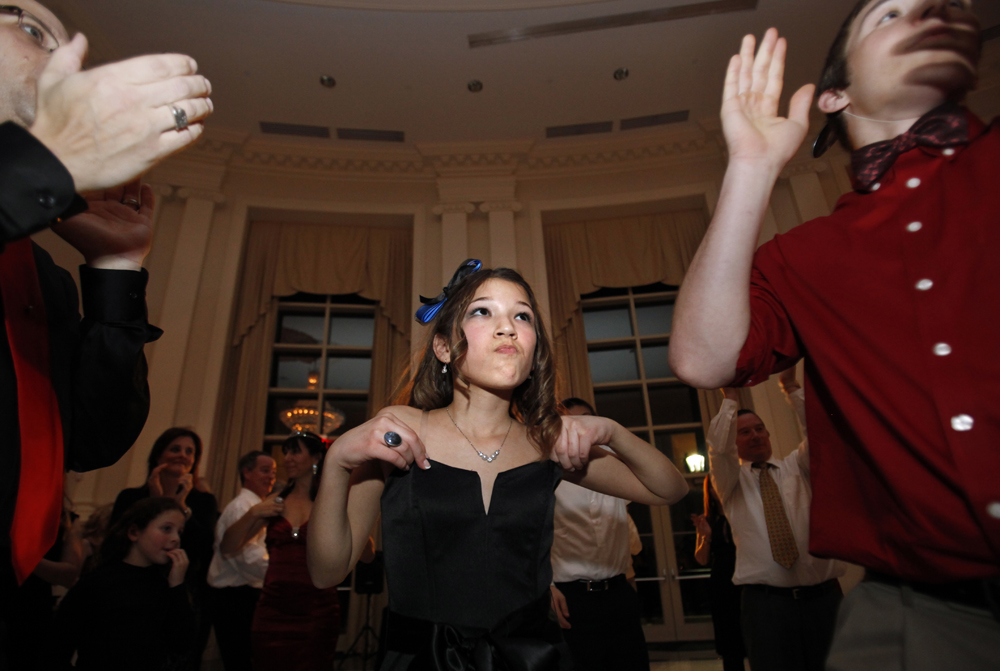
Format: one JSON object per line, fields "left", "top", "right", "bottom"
{"left": 52, "top": 497, "right": 195, "bottom": 671}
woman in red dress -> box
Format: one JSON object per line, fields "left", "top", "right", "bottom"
{"left": 221, "top": 432, "right": 339, "bottom": 670}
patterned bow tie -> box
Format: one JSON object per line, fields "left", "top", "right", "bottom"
{"left": 851, "top": 103, "right": 969, "bottom": 191}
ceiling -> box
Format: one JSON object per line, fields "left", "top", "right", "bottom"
{"left": 49, "top": 0, "right": 1000, "bottom": 145}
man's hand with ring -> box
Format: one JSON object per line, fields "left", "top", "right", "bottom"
{"left": 29, "top": 34, "right": 214, "bottom": 193}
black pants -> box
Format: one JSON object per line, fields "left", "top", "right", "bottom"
{"left": 741, "top": 580, "right": 841, "bottom": 671}
{"left": 210, "top": 585, "right": 261, "bottom": 671}
{"left": 554, "top": 575, "right": 648, "bottom": 671}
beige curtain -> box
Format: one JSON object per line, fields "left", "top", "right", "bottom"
{"left": 208, "top": 222, "right": 412, "bottom": 503}
{"left": 544, "top": 210, "right": 708, "bottom": 404}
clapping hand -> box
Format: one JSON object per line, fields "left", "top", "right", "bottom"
{"left": 721, "top": 28, "right": 815, "bottom": 169}
{"left": 52, "top": 179, "right": 154, "bottom": 270}
{"left": 30, "top": 34, "right": 213, "bottom": 193}
{"left": 691, "top": 513, "right": 712, "bottom": 537}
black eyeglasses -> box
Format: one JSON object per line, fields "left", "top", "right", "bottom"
{"left": 0, "top": 5, "right": 59, "bottom": 53}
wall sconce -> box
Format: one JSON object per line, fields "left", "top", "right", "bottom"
{"left": 686, "top": 453, "right": 706, "bottom": 473}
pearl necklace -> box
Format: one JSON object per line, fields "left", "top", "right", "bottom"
{"left": 446, "top": 409, "right": 513, "bottom": 463}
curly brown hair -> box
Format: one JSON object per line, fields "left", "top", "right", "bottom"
{"left": 395, "top": 267, "right": 562, "bottom": 457}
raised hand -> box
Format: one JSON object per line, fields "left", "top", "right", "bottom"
{"left": 166, "top": 548, "right": 189, "bottom": 588}
{"left": 52, "top": 180, "right": 154, "bottom": 270}
{"left": 691, "top": 513, "right": 712, "bottom": 537}
{"left": 721, "top": 28, "right": 815, "bottom": 168}
{"left": 29, "top": 34, "right": 213, "bottom": 193}
{"left": 146, "top": 463, "right": 168, "bottom": 497}
{"left": 174, "top": 474, "right": 194, "bottom": 505}
{"left": 330, "top": 408, "right": 430, "bottom": 472}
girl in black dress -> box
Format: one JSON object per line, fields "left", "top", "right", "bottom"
{"left": 693, "top": 477, "right": 747, "bottom": 671}
{"left": 309, "top": 261, "right": 691, "bottom": 670}
{"left": 52, "top": 497, "right": 195, "bottom": 670}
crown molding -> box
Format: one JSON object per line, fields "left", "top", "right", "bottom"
{"left": 157, "top": 121, "right": 732, "bottom": 184}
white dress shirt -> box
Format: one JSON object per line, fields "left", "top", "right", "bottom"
{"left": 708, "top": 396, "right": 843, "bottom": 588}
{"left": 207, "top": 488, "right": 268, "bottom": 589}
{"left": 551, "top": 466, "right": 632, "bottom": 583}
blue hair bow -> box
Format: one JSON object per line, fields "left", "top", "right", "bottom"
{"left": 415, "top": 259, "right": 483, "bottom": 324}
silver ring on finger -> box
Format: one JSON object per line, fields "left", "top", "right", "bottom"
{"left": 121, "top": 197, "right": 141, "bottom": 211}
{"left": 383, "top": 431, "right": 402, "bottom": 448}
{"left": 170, "top": 105, "right": 189, "bottom": 132}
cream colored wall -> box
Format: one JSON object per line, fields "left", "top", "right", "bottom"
{"left": 41, "top": 40, "right": 1000, "bottom": 517}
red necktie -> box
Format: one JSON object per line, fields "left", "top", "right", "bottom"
{"left": 0, "top": 239, "right": 64, "bottom": 584}
{"left": 851, "top": 103, "right": 969, "bottom": 191}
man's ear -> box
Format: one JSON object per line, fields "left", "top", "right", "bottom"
{"left": 818, "top": 88, "right": 850, "bottom": 115}
{"left": 432, "top": 333, "right": 451, "bottom": 365}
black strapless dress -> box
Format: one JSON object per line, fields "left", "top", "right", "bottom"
{"left": 379, "top": 458, "right": 564, "bottom": 671}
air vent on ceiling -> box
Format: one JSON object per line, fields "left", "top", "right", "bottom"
{"left": 984, "top": 24, "right": 1000, "bottom": 42}
{"left": 621, "top": 110, "right": 690, "bottom": 131}
{"left": 260, "top": 122, "right": 330, "bottom": 138}
{"left": 546, "top": 121, "right": 614, "bottom": 139}
{"left": 337, "top": 128, "right": 406, "bottom": 143}
{"left": 469, "top": 0, "right": 757, "bottom": 48}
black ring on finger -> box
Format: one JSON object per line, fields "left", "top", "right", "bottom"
{"left": 384, "top": 431, "right": 402, "bottom": 448}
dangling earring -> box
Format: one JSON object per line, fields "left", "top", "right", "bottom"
{"left": 442, "top": 363, "right": 448, "bottom": 374}
{"left": 311, "top": 463, "right": 319, "bottom": 475}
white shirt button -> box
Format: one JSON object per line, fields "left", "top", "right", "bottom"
{"left": 907, "top": 178, "right": 922, "bottom": 189}
{"left": 988, "top": 502, "right": 1000, "bottom": 519}
{"left": 951, "top": 414, "right": 974, "bottom": 431}
{"left": 916, "top": 279, "right": 933, "bottom": 291}
{"left": 933, "top": 343, "right": 952, "bottom": 356}
{"left": 942, "top": 148, "right": 956, "bottom": 157}
{"left": 871, "top": 182, "right": 881, "bottom": 191}
{"left": 906, "top": 221, "right": 923, "bottom": 232}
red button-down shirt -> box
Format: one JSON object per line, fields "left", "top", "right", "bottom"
{"left": 733, "top": 111, "right": 1000, "bottom": 582}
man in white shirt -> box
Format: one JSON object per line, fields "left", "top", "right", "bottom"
{"left": 708, "top": 385, "right": 842, "bottom": 671}
{"left": 550, "top": 398, "right": 648, "bottom": 671}
{"left": 207, "top": 450, "right": 276, "bottom": 671}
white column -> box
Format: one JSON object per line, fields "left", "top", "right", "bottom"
{"left": 480, "top": 201, "right": 522, "bottom": 270}
{"left": 127, "top": 188, "right": 226, "bottom": 485}
{"left": 433, "top": 202, "right": 474, "bottom": 281}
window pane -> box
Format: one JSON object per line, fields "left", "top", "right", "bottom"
{"left": 277, "top": 313, "right": 323, "bottom": 344}
{"left": 593, "top": 387, "right": 646, "bottom": 428}
{"left": 679, "top": 577, "right": 713, "bottom": 621}
{"left": 636, "top": 580, "right": 665, "bottom": 626}
{"left": 648, "top": 384, "right": 701, "bottom": 425}
{"left": 325, "top": 356, "right": 372, "bottom": 391}
{"left": 582, "top": 306, "right": 633, "bottom": 340}
{"left": 267, "top": 395, "right": 321, "bottom": 435}
{"left": 325, "top": 397, "right": 368, "bottom": 435}
{"left": 328, "top": 315, "right": 374, "bottom": 347}
{"left": 271, "top": 354, "right": 321, "bottom": 389}
{"left": 654, "top": 429, "right": 708, "bottom": 476}
{"left": 588, "top": 348, "right": 639, "bottom": 384}
{"left": 635, "top": 303, "right": 674, "bottom": 336}
{"left": 640, "top": 344, "right": 672, "bottom": 380}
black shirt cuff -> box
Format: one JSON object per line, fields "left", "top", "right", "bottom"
{"left": 0, "top": 122, "right": 87, "bottom": 242}
{"left": 79, "top": 265, "right": 153, "bottom": 323}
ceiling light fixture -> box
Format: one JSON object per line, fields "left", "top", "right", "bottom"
{"left": 320, "top": 75, "right": 336, "bottom": 88}
{"left": 614, "top": 68, "right": 629, "bottom": 81}
{"left": 468, "top": 80, "right": 483, "bottom": 93}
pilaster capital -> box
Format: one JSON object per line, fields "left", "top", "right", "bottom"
{"left": 176, "top": 188, "right": 227, "bottom": 204}
{"left": 432, "top": 202, "right": 476, "bottom": 216}
{"left": 479, "top": 201, "right": 523, "bottom": 214}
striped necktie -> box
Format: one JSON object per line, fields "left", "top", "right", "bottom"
{"left": 753, "top": 462, "right": 799, "bottom": 570}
